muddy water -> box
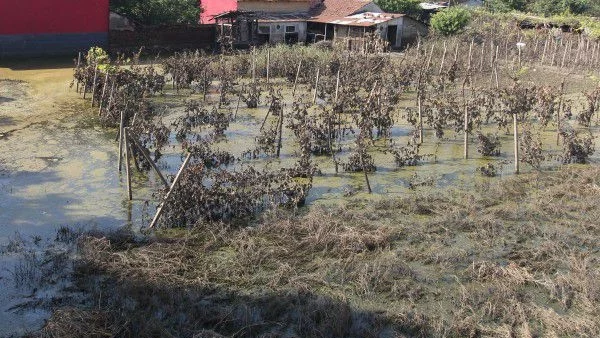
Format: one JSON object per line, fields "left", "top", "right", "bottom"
{"left": 0, "top": 68, "right": 599, "bottom": 334}
{"left": 157, "top": 88, "right": 600, "bottom": 209}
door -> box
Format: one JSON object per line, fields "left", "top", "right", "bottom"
{"left": 386, "top": 25, "right": 398, "bottom": 48}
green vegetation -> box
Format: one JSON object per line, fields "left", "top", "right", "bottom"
{"left": 430, "top": 7, "right": 472, "bottom": 35}
{"left": 110, "top": 0, "right": 201, "bottom": 25}
{"left": 375, "top": 0, "right": 423, "bottom": 18}
{"left": 484, "top": 0, "right": 598, "bottom": 16}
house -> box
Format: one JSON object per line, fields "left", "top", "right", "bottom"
{"left": 307, "top": 0, "right": 383, "bottom": 42}
{"left": 238, "top": 0, "right": 316, "bottom": 44}
{"left": 200, "top": 0, "right": 238, "bottom": 24}
{"left": 322, "top": 12, "right": 428, "bottom": 49}
{"left": 0, "top": 0, "right": 109, "bottom": 57}
{"left": 214, "top": 0, "right": 426, "bottom": 49}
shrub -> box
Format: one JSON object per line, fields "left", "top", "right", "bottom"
{"left": 430, "top": 7, "right": 472, "bottom": 36}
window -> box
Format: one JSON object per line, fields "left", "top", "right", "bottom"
{"left": 285, "top": 25, "right": 296, "bottom": 33}
{"left": 258, "top": 26, "right": 270, "bottom": 34}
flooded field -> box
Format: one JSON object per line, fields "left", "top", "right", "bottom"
{"left": 1, "top": 45, "right": 600, "bottom": 336}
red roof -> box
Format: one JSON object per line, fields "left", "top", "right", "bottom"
{"left": 309, "top": 0, "right": 376, "bottom": 23}
{"left": 200, "top": 0, "right": 238, "bottom": 24}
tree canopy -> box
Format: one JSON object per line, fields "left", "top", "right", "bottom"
{"left": 484, "top": 0, "right": 597, "bottom": 16}
{"left": 375, "top": 0, "right": 424, "bottom": 19}
{"left": 111, "top": 0, "right": 201, "bottom": 25}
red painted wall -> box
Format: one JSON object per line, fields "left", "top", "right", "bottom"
{"left": 0, "top": 0, "right": 109, "bottom": 35}
{"left": 200, "top": 0, "right": 237, "bottom": 24}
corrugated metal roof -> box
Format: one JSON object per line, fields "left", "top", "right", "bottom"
{"left": 309, "top": 0, "right": 375, "bottom": 23}
{"left": 327, "top": 12, "right": 404, "bottom": 27}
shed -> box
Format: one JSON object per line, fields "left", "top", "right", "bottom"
{"left": 313, "top": 12, "right": 427, "bottom": 49}
{"left": 0, "top": 0, "right": 109, "bottom": 57}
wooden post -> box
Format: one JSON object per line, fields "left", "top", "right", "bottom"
{"left": 513, "top": 114, "right": 519, "bottom": 174}
{"left": 148, "top": 153, "right": 193, "bottom": 229}
{"left": 124, "top": 128, "right": 132, "bottom": 200}
{"left": 98, "top": 72, "right": 109, "bottom": 115}
{"left": 334, "top": 68, "right": 341, "bottom": 104}
{"left": 234, "top": 91, "right": 241, "bottom": 121}
{"left": 479, "top": 41, "right": 485, "bottom": 71}
{"left": 106, "top": 80, "right": 116, "bottom": 116}
{"left": 540, "top": 37, "right": 548, "bottom": 65}
{"left": 251, "top": 47, "right": 256, "bottom": 83}
{"left": 557, "top": 80, "right": 565, "bottom": 145}
{"left": 329, "top": 112, "right": 338, "bottom": 173}
{"left": 266, "top": 48, "right": 270, "bottom": 84}
{"left": 76, "top": 52, "right": 82, "bottom": 92}
{"left": 426, "top": 43, "right": 435, "bottom": 69}
{"left": 313, "top": 67, "right": 320, "bottom": 105}
{"left": 82, "top": 71, "right": 88, "bottom": 99}
{"left": 358, "top": 139, "right": 372, "bottom": 194}
{"left": 129, "top": 134, "right": 141, "bottom": 172}
{"left": 118, "top": 109, "right": 125, "bottom": 172}
{"left": 418, "top": 95, "right": 423, "bottom": 144}
{"left": 292, "top": 59, "right": 302, "bottom": 98}
{"left": 90, "top": 65, "right": 99, "bottom": 107}
{"left": 439, "top": 41, "right": 447, "bottom": 76}
{"left": 494, "top": 46, "right": 500, "bottom": 89}
{"left": 551, "top": 39, "right": 558, "bottom": 66}
{"left": 467, "top": 38, "right": 474, "bottom": 71}
{"left": 463, "top": 91, "right": 469, "bottom": 160}
{"left": 130, "top": 136, "right": 169, "bottom": 188}
{"left": 276, "top": 106, "right": 284, "bottom": 158}
{"left": 561, "top": 40, "right": 569, "bottom": 68}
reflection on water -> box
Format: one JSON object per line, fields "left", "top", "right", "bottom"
{"left": 2, "top": 91, "right": 600, "bottom": 244}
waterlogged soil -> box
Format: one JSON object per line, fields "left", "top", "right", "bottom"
{"left": 1, "top": 63, "right": 599, "bottom": 335}
{"left": 0, "top": 64, "right": 154, "bottom": 336}
{"left": 155, "top": 84, "right": 600, "bottom": 207}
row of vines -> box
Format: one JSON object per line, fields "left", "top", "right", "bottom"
{"left": 72, "top": 25, "right": 600, "bottom": 227}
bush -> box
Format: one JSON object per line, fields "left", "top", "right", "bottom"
{"left": 430, "top": 7, "right": 472, "bottom": 36}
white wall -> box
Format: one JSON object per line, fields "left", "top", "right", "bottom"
{"left": 258, "top": 21, "right": 307, "bottom": 43}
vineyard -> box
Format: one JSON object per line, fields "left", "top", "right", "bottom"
{"left": 71, "top": 23, "right": 600, "bottom": 229}
{"left": 30, "top": 18, "right": 600, "bottom": 338}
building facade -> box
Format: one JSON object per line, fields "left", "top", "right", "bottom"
{"left": 0, "top": 0, "right": 110, "bottom": 57}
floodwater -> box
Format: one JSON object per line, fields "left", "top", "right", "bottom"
{"left": 0, "top": 65, "right": 599, "bottom": 335}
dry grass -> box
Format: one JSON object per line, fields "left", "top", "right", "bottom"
{"left": 35, "top": 166, "right": 600, "bottom": 337}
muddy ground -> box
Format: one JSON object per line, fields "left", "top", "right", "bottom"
{"left": 0, "top": 61, "right": 153, "bottom": 336}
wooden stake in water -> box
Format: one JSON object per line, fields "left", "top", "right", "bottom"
{"left": 266, "top": 48, "right": 270, "bottom": 84}
{"left": 149, "top": 153, "right": 193, "bottom": 229}
{"left": 118, "top": 109, "right": 125, "bottom": 172}
{"left": 124, "top": 128, "right": 132, "bottom": 200}
{"left": 130, "top": 136, "right": 169, "bottom": 188}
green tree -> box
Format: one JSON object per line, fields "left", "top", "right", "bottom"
{"left": 375, "top": 0, "right": 423, "bottom": 18}
{"left": 484, "top": 0, "right": 528, "bottom": 13}
{"left": 430, "top": 7, "right": 472, "bottom": 36}
{"left": 528, "top": 0, "right": 589, "bottom": 16}
{"left": 111, "top": 0, "right": 201, "bottom": 25}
